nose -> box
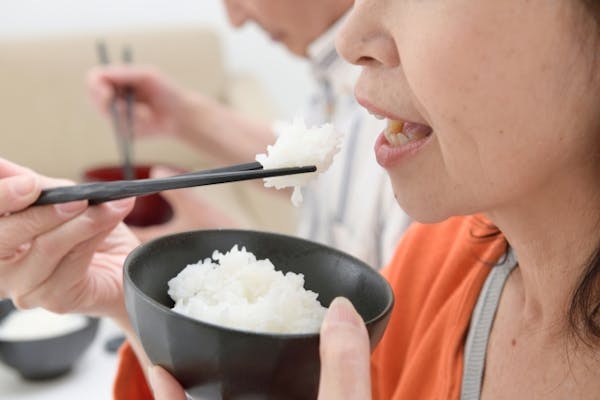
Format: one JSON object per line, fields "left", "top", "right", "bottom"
{"left": 223, "top": 0, "right": 249, "bottom": 28}
{"left": 335, "top": 0, "right": 399, "bottom": 68}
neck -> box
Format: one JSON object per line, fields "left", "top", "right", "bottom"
{"left": 486, "top": 167, "right": 600, "bottom": 338}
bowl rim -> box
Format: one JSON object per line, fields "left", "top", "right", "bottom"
{"left": 124, "top": 228, "right": 395, "bottom": 339}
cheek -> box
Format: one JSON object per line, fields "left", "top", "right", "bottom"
{"left": 398, "top": 2, "right": 581, "bottom": 191}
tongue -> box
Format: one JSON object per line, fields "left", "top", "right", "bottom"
{"left": 403, "top": 122, "right": 433, "bottom": 141}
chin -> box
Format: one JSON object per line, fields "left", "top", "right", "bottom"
{"left": 392, "top": 185, "right": 454, "bottom": 224}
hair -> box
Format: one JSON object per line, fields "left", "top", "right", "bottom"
{"left": 583, "top": 0, "right": 600, "bottom": 26}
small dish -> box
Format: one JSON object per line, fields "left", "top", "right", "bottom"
{"left": 0, "top": 300, "right": 99, "bottom": 380}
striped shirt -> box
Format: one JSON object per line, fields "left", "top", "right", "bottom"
{"left": 292, "top": 14, "right": 412, "bottom": 269}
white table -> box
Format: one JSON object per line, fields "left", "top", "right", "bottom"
{"left": 0, "top": 318, "right": 121, "bottom": 400}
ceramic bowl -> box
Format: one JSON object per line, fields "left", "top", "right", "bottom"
{"left": 124, "top": 229, "right": 394, "bottom": 399}
{"left": 0, "top": 300, "right": 99, "bottom": 380}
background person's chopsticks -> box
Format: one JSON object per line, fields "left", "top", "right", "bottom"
{"left": 96, "top": 40, "right": 135, "bottom": 181}
{"left": 32, "top": 163, "right": 314, "bottom": 206}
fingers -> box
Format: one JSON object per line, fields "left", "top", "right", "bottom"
{"left": 0, "top": 157, "right": 37, "bottom": 177}
{"left": 0, "top": 170, "right": 90, "bottom": 260}
{"left": 4, "top": 198, "right": 134, "bottom": 307}
{"left": 0, "top": 157, "right": 77, "bottom": 215}
{"left": 86, "top": 65, "right": 164, "bottom": 109}
{"left": 0, "top": 174, "right": 41, "bottom": 215}
{"left": 86, "top": 66, "right": 117, "bottom": 115}
{"left": 0, "top": 201, "right": 87, "bottom": 259}
{"left": 148, "top": 366, "right": 187, "bottom": 400}
{"left": 318, "top": 297, "right": 371, "bottom": 400}
{"left": 15, "top": 225, "right": 115, "bottom": 314}
{"left": 0, "top": 157, "right": 42, "bottom": 215}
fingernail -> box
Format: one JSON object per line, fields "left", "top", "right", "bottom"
{"left": 54, "top": 201, "right": 87, "bottom": 217}
{"left": 147, "top": 366, "right": 157, "bottom": 394}
{"left": 108, "top": 198, "right": 133, "bottom": 211}
{"left": 325, "top": 297, "right": 362, "bottom": 327}
{"left": 10, "top": 175, "right": 36, "bottom": 197}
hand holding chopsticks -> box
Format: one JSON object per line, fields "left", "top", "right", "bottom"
{"left": 32, "top": 162, "right": 316, "bottom": 206}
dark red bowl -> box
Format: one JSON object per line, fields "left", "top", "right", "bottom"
{"left": 83, "top": 165, "right": 174, "bottom": 227}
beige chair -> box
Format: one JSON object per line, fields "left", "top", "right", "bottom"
{"left": 0, "top": 26, "right": 297, "bottom": 233}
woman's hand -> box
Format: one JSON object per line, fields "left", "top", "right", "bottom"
{"left": 86, "top": 65, "right": 196, "bottom": 140}
{"left": 148, "top": 366, "right": 187, "bottom": 400}
{"left": 318, "top": 297, "right": 372, "bottom": 400}
{"left": 0, "top": 158, "right": 138, "bottom": 322}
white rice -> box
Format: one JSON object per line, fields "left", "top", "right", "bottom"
{"left": 0, "top": 308, "right": 87, "bottom": 341}
{"left": 256, "top": 118, "right": 343, "bottom": 206}
{"left": 168, "top": 245, "right": 327, "bottom": 334}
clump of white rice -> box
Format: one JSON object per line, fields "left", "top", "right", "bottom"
{"left": 0, "top": 308, "right": 87, "bottom": 341}
{"left": 168, "top": 245, "right": 327, "bottom": 334}
{"left": 256, "top": 118, "right": 343, "bottom": 206}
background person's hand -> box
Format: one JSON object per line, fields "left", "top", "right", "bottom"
{"left": 129, "top": 165, "right": 238, "bottom": 243}
{"left": 318, "top": 297, "right": 372, "bottom": 400}
{"left": 86, "top": 65, "right": 196, "bottom": 140}
{"left": 0, "top": 157, "right": 137, "bottom": 322}
{"left": 86, "top": 64, "right": 275, "bottom": 166}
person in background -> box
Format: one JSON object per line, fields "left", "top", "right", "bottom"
{"left": 87, "top": 0, "right": 412, "bottom": 270}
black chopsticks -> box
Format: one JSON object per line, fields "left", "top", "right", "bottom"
{"left": 32, "top": 162, "right": 315, "bottom": 206}
{"left": 96, "top": 40, "right": 135, "bottom": 181}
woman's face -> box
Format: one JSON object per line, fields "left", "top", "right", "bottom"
{"left": 222, "top": 0, "right": 351, "bottom": 56}
{"left": 337, "top": 0, "right": 600, "bottom": 222}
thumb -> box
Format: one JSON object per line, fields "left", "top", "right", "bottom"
{"left": 318, "top": 297, "right": 371, "bottom": 400}
{"left": 86, "top": 67, "right": 116, "bottom": 115}
{"left": 148, "top": 365, "right": 187, "bottom": 400}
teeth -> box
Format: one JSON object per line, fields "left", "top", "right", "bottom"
{"left": 384, "top": 119, "right": 432, "bottom": 146}
{"left": 384, "top": 119, "right": 409, "bottom": 146}
{"left": 368, "top": 110, "right": 386, "bottom": 120}
{"left": 385, "top": 129, "right": 410, "bottom": 145}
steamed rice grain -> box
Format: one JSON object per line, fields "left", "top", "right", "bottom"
{"left": 255, "top": 118, "right": 342, "bottom": 206}
{"left": 167, "top": 245, "right": 327, "bottom": 334}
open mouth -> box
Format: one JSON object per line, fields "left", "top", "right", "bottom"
{"left": 383, "top": 119, "right": 433, "bottom": 146}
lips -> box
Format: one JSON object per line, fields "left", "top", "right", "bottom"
{"left": 357, "top": 97, "right": 434, "bottom": 167}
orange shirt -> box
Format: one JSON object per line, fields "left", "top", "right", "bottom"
{"left": 114, "top": 215, "right": 505, "bottom": 400}
{"left": 114, "top": 344, "right": 152, "bottom": 400}
{"left": 371, "top": 215, "right": 505, "bottom": 399}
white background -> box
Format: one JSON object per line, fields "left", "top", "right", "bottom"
{"left": 0, "top": 0, "right": 315, "bottom": 118}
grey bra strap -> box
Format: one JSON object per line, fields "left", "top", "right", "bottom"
{"left": 461, "top": 249, "right": 518, "bottom": 400}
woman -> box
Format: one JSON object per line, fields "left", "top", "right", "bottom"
{"left": 0, "top": 0, "right": 599, "bottom": 399}
{"left": 332, "top": 0, "right": 600, "bottom": 398}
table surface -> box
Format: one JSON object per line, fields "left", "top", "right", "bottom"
{"left": 0, "top": 318, "right": 121, "bottom": 400}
